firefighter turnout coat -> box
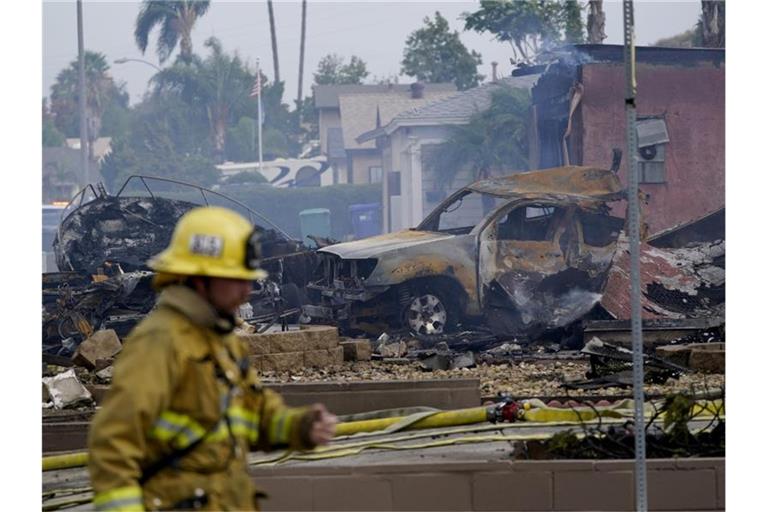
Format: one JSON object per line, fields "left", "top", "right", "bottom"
{"left": 88, "top": 285, "right": 316, "bottom": 511}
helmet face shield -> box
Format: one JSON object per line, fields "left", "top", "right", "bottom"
{"left": 244, "top": 226, "right": 263, "bottom": 270}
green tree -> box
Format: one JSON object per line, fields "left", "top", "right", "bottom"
{"left": 134, "top": 0, "right": 211, "bottom": 64}
{"left": 426, "top": 86, "right": 531, "bottom": 187}
{"left": 401, "top": 11, "right": 483, "bottom": 90}
{"left": 49, "top": 51, "right": 129, "bottom": 158}
{"left": 152, "top": 37, "right": 259, "bottom": 162}
{"left": 42, "top": 99, "right": 65, "bottom": 147}
{"left": 313, "top": 54, "right": 369, "bottom": 85}
{"left": 464, "top": 0, "right": 585, "bottom": 65}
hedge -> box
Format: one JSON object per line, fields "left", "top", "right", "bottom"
{"left": 213, "top": 183, "right": 382, "bottom": 241}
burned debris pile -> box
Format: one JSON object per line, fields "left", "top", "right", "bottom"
{"left": 43, "top": 176, "right": 318, "bottom": 361}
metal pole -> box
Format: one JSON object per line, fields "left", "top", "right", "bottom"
{"left": 76, "top": 0, "right": 89, "bottom": 188}
{"left": 256, "top": 58, "right": 263, "bottom": 170}
{"left": 297, "top": 0, "right": 307, "bottom": 107}
{"left": 623, "top": 1, "right": 647, "bottom": 511}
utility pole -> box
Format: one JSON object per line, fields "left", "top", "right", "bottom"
{"left": 267, "top": 0, "right": 280, "bottom": 83}
{"left": 297, "top": 0, "right": 307, "bottom": 110}
{"left": 623, "top": 1, "right": 648, "bottom": 511}
{"left": 76, "top": 0, "right": 89, "bottom": 188}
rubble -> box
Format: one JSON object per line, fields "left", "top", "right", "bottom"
{"left": 340, "top": 339, "right": 372, "bottom": 361}
{"left": 72, "top": 329, "right": 122, "bottom": 370}
{"left": 42, "top": 369, "right": 93, "bottom": 409}
{"left": 562, "top": 336, "right": 688, "bottom": 390}
{"left": 688, "top": 343, "right": 726, "bottom": 374}
{"left": 43, "top": 176, "right": 319, "bottom": 363}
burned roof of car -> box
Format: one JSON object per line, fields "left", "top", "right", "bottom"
{"left": 467, "top": 165, "right": 625, "bottom": 202}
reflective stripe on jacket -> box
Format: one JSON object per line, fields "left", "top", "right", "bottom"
{"left": 88, "top": 285, "right": 315, "bottom": 511}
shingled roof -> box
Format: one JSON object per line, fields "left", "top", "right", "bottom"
{"left": 338, "top": 89, "right": 457, "bottom": 150}
{"left": 314, "top": 83, "right": 456, "bottom": 109}
{"left": 357, "top": 75, "right": 540, "bottom": 143}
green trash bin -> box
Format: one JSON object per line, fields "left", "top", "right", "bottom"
{"left": 299, "top": 208, "right": 331, "bottom": 247}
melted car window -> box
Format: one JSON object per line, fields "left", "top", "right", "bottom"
{"left": 436, "top": 191, "right": 499, "bottom": 234}
{"left": 497, "top": 205, "right": 561, "bottom": 241}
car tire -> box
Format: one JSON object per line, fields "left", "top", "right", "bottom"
{"left": 401, "top": 283, "right": 458, "bottom": 336}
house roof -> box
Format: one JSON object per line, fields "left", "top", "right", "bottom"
{"left": 356, "top": 75, "right": 540, "bottom": 143}
{"left": 314, "top": 83, "right": 456, "bottom": 109}
{"left": 339, "top": 89, "right": 457, "bottom": 150}
{"left": 65, "top": 137, "right": 113, "bottom": 162}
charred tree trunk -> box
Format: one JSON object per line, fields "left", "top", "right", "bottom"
{"left": 267, "top": 0, "right": 280, "bottom": 83}
{"left": 700, "top": 0, "right": 725, "bottom": 48}
{"left": 587, "top": 0, "right": 607, "bottom": 44}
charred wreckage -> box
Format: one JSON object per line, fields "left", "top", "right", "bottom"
{"left": 42, "top": 176, "right": 316, "bottom": 359}
{"left": 302, "top": 165, "right": 724, "bottom": 346}
{"left": 43, "top": 166, "right": 723, "bottom": 362}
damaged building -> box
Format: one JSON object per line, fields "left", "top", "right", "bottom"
{"left": 529, "top": 44, "right": 725, "bottom": 235}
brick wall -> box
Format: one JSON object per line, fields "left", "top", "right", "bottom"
{"left": 240, "top": 326, "right": 343, "bottom": 372}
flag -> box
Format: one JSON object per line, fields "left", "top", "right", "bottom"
{"left": 249, "top": 74, "right": 262, "bottom": 98}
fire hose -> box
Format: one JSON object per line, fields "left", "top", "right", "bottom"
{"left": 42, "top": 398, "right": 723, "bottom": 472}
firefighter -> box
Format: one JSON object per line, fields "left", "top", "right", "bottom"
{"left": 87, "top": 206, "right": 337, "bottom": 511}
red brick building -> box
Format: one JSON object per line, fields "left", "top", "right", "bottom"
{"left": 529, "top": 45, "right": 725, "bottom": 234}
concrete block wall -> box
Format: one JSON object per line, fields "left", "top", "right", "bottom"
{"left": 252, "top": 458, "right": 724, "bottom": 511}
{"left": 239, "top": 326, "right": 343, "bottom": 371}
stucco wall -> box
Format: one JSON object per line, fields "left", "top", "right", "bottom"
{"left": 578, "top": 62, "right": 725, "bottom": 234}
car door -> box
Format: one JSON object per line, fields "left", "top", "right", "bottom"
{"left": 477, "top": 201, "right": 581, "bottom": 336}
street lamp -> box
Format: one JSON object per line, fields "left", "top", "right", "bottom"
{"left": 113, "top": 57, "right": 162, "bottom": 72}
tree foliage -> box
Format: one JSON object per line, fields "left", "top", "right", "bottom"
{"left": 401, "top": 11, "right": 483, "bottom": 90}
{"left": 464, "top": 0, "right": 585, "bottom": 65}
{"left": 426, "top": 86, "right": 531, "bottom": 187}
{"left": 134, "top": 0, "right": 210, "bottom": 63}
{"left": 42, "top": 99, "right": 66, "bottom": 147}
{"left": 48, "top": 51, "right": 130, "bottom": 155}
{"left": 152, "top": 37, "right": 272, "bottom": 161}
{"left": 313, "top": 54, "right": 370, "bottom": 85}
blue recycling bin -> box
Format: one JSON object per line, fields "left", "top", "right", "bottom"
{"left": 349, "top": 203, "right": 382, "bottom": 239}
{"left": 299, "top": 208, "right": 331, "bottom": 247}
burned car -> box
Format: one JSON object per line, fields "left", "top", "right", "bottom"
{"left": 44, "top": 176, "right": 316, "bottom": 353}
{"left": 303, "top": 165, "right": 724, "bottom": 342}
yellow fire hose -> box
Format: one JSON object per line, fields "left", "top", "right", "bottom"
{"left": 42, "top": 399, "right": 724, "bottom": 472}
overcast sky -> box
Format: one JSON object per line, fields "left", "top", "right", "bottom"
{"left": 43, "top": 0, "right": 702, "bottom": 106}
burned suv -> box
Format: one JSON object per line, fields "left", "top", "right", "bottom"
{"left": 303, "top": 166, "right": 628, "bottom": 338}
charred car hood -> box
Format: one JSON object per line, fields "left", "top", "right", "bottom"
{"left": 319, "top": 230, "right": 454, "bottom": 259}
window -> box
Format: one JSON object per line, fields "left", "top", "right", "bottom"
{"left": 637, "top": 117, "right": 669, "bottom": 184}
{"left": 425, "top": 191, "right": 500, "bottom": 234}
{"left": 369, "top": 166, "right": 383, "bottom": 184}
{"left": 579, "top": 211, "right": 624, "bottom": 247}
{"left": 496, "top": 204, "right": 561, "bottom": 241}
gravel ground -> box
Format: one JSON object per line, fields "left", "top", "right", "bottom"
{"left": 259, "top": 358, "right": 725, "bottom": 399}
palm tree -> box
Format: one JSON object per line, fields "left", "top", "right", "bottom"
{"left": 267, "top": 0, "right": 280, "bottom": 82}
{"left": 49, "top": 51, "right": 118, "bottom": 160}
{"left": 134, "top": 0, "right": 211, "bottom": 64}
{"left": 586, "top": 0, "right": 607, "bottom": 44}
{"left": 151, "top": 37, "right": 256, "bottom": 162}
{"left": 426, "top": 86, "right": 530, "bottom": 189}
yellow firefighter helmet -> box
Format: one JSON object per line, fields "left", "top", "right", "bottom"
{"left": 147, "top": 206, "right": 268, "bottom": 281}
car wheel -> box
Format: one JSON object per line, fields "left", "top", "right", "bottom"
{"left": 402, "top": 288, "right": 456, "bottom": 336}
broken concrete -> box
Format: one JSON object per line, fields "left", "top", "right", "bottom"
{"left": 378, "top": 340, "right": 408, "bottom": 358}
{"left": 688, "top": 343, "right": 725, "bottom": 374}
{"left": 340, "top": 339, "right": 372, "bottom": 361}
{"left": 72, "top": 329, "right": 121, "bottom": 370}
{"left": 42, "top": 369, "right": 93, "bottom": 409}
